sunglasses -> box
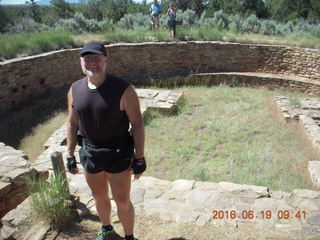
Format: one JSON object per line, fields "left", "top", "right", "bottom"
{"left": 83, "top": 55, "right": 105, "bottom": 63}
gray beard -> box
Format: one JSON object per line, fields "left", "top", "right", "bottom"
{"left": 82, "top": 65, "right": 107, "bottom": 78}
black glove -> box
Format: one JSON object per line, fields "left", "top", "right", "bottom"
{"left": 131, "top": 157, "right": 147, "bottom": 174}
{"left": 66, "top": 156, "right": 77, "bottom": 172}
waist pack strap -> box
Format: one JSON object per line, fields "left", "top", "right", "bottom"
{"left": 82, "top": 133, "right": 133, "bottom": 149}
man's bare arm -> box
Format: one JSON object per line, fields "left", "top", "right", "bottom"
{"left": 67, "top": 88, "right": 79, "bottom": 158}
{"left": 122, "top": 85, "right": 145, "bottom": 159}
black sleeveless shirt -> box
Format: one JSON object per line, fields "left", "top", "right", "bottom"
{"left": 72, "top": 74, "right": 130, "bottom": 142}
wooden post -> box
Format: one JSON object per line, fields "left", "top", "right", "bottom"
{"left": 51, "top": 151, "right": 70, "bottom": 197}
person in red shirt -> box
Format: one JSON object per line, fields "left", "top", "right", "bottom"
{"left": 167, "top": 4, "right": 177, "bottom": 38}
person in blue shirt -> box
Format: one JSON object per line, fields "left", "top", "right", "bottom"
{"left": 149, "top": 0, "right": 162, "bottom": 31}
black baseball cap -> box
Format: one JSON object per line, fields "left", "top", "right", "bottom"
{"left": 79, "top": 41, "right": 107, "bottom": 56}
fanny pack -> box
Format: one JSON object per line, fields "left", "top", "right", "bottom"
{"left": 79, "top": 134, "right": 134, "bottom": 171}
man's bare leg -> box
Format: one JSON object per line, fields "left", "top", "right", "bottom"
{"left": 84, "top": 170, "right": 111, "bottom": 226}
{"left": 108, "top": 169, "right": 134, "bottom": 235}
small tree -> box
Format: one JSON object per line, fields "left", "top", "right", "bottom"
{"left": 50, "top": 0, "right": 73, "bottom": 19}
{"left": 0, "top": 0, "right": 10, "bottom": 33}
{"left": 25, "top": 0, "right": 41, "bottom": 22}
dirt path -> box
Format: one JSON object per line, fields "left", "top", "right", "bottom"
{"left": 55, "top": 215, "right": 319, "bottom": 240}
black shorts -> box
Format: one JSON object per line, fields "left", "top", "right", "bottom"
{"left": 79, "top": 137, "right": 134, "bottom": 174}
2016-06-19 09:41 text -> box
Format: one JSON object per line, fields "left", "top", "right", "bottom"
{"left": 212, "top": 210, "right": 307, "bottom": 220}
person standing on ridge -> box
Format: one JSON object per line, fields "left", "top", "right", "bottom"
{"left": 149, "top": 0, "right": 162, "bottom": 31}
{"left": 167, "top": 3, "right": 177, "bottom": 38}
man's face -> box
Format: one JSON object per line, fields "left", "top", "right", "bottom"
{"left": 80, "top": 54, "right": 107, "bottom": 77}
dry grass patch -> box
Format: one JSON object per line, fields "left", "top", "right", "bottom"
{"left": 72, "top": 33, "right": 106, "bottom": 46}
{"left": 19, "top": 111, "right": 67, "bottom": 161}
{"left": 56, "top": 215, "right": 319, "bottom": 240}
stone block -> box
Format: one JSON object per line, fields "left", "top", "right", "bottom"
{"left": 218, "top": 182, "right": 269, "bottom": 199}
{"left": 143, "top": 187, "right": 166, "bottom": 200}
{"left": 5, "top": 185, "right": 28, "bottom": 212}
{"left": 130, "top": 187, "right": 145, "bottom": 204}
{"left": 308, "top": 161, "right": 320, "bottom": 189}
{"left": 143, "top": 198, "right": 168, "bottom": 209}
{"left": 269, "top": 190, "right": 291, "bottom": 199}
{"left": 174, "top": 208, "right": 199, "bottom": 224}
{"left": 0, "top": 182, "right": 12, "bottom": 197}
{"left": 187, "top": 189, "right": 213, "bottom": 205}
{"left": 0, "top": 224, "right": 16, "bottom": 240}
{"left": 195, "top": 213, "right": 211, "bottom": 226}
{"left": 292, "top": 189, "right": 320, "bottom": 199}
{"left": 275, "top": 223, "right": 303, "bottom": 233}
{"left": 1, "top": 196, "right": 32, "bottom": 228}
{"left": 134, "top": 176, "right": 171, "bottom": 189}
{"left": 170, "top": 179, "right": 195, "bottom": 191}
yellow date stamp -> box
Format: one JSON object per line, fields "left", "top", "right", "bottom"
{"left": 212, "top": 210, "right": 307, "bottom": 220}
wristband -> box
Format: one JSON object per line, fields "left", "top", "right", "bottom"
{"left": 132, "top": 157, "right": 146, "bottom": 174}
{"left": 66, "top": 156, "right": 77, "bottom": 172}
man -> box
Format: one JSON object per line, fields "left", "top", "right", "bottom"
{"left": 66, "top": 41, "right": 146, "bottom": 240}
{"left": 149, "top": 0, "right": 162, "bottom": 31}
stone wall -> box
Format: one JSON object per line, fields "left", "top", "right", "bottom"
{"left": 188, "top": 72, "right": 320, "bottom": 96}
{"left": 0, "top": 41, "right": 320, "bottom": 113}
{"left": 107, "top": 42, "right": 320, "bottom": 81}
{"left": 0, "top": 50, "right": 80, "bottom": 112}
{"left": 0, "top": 143, "right": 42, "bottom": 218}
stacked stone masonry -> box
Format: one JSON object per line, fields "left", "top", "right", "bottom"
{"left": 274, "top": 96, "right": 320, "bottom": 189}
{"left": 0, "top": 143, "right": 40, "bottom": 218}
{"left": 1, "top": 42, "right": 320, "bottom": 112}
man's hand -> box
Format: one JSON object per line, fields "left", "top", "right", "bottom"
{"left": 134, "top": 173, "right": 143, "bottom": 180}
{"left": 66, "top": 156, "right": 79, "bottom": 174}
{"left": 131, "top": 157, "right": 146, "bottom": 180}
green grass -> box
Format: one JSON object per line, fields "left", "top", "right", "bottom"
{"left": 0, "top": 30, "right": 74, "bottom": 59}
{"left": 176, "top": 25, "right": 225, "bottom": 41}
{"left": 1, "top": 26, "right": 320, "bottom": 59}
{"left": 144, "top": 86, "right": 316, "bottom": 192}
{"left": 289, "top": 96, "right": 301, "bottom": 107}
{"left": 24, "top": 172, "right": 72, "bottom": 229}
{"left": 104, "top": 28, "right": 149, "bottom": 43}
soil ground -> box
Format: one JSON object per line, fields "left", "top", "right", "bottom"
{"left": 55, "top": 214, "right": 319, "bottom": 240}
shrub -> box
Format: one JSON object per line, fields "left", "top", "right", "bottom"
{"left": 4, "top": 17, "right": 50, "bottom": 34}
{"left": 193, "top": 168, "right": 209, "bottom": 181}
{"left": 118, "top": 13, "right": 150, "bottom": 30}
{"left": 55, "top": 12, "right": 112, "bottom": 33}
{"left": 212, "top": 10, "right": 230, "bottom": 30}
{"left": 98, "top": 18, "right": 114, "bottom": 32}
{"left": 228, "top": 14, "right": 243, "bottom": 33}
{"left": 55, "top": 19, "right": 79, "bottom": 33}
{"left": 240, "top": 14, "right": 261, "bottom": 33}
{"left": 259, "top": 20, "right": 277, "bottom": 35}
{"left": 176, "top": 9, "right": 198, "bottom": 26}
{"left": 24, "top": 172, "right": 72, "bottom": 229}
{"left": 310, "top": 24, "right": 320, "bottom": 38}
